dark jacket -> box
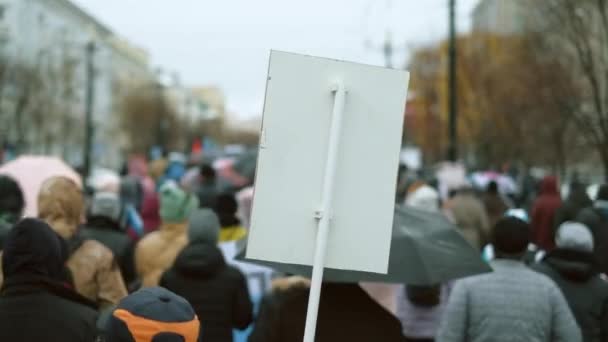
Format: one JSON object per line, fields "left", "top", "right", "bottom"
{"left": 160, "top": 242, "right": 253, "bottom": 342}
{"left": 81, "top": 216, "right": 136, "bottom": 285}
{"left": 0, "top": 218, "right": 98, "bottom": 341}
{"left": 532, "top": 249, "right": 608, "bottom": 342}
{"left": 577, "top": 208, "right": 608, "bottom": 276}
{"left": 249, "top": 283, "right": 405, "bottom": 342}
{"left": 0, "top": 278, "right": 98, "bottom": 342}
{"left": 554, "top": 186, "right": 592, "bottom": 228}
{"left": 532, "top": 176, "right": 562, "bottom": 250}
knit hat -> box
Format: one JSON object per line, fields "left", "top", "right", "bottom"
{"left": 492, "top": 217, "right": 530, "bottom": 255}
{"left": 90, "top": 192, "right": 122, "bottom": 223}
{"left": 3, "top": 218, "right": 65, "bottom": 281}
{"left": 0, "top": 175, "right": 24, "bottom": 223}
{"left": 405, "top": 185, "right": 439, "bottom": 212}
{"left": 555, "top": 221, "right": 594, "bottom": 252}
{"left": 105, "top": 287, "right": 200, "bottom": 342}
{"left": 188, "top": 209, "right": 221, "bottom": 244}
{"left": 159, "top": 181, "right": 199, "bottom": 223}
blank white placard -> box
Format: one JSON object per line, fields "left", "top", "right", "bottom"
{"left": 246, "top": 51, "right": 409, "bottom": 273}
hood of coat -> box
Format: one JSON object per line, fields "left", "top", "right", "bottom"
{"left": 539, "top": 176, "right": 560, "bottom": 196}
{"left": 173, "top": 242, "right": 226, "bottom": 278}
{"left": 544, "top": 249, "right": 596, "bottom": 282}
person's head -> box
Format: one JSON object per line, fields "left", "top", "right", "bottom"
{"left": 199, "top": 164, "right": 216, "bottom": 182}
{"left": 105, "top": 287, "right": 200, "bottom": 342}
{"left": 187, "top": 209, "right": 220, "bottom": 245}
{"left": 492, "top": 217, "right": 531, "bottom": 260}
{"left": 487, "top": 180, "right": 499, "bottom": 195}
{"left": 38, "top": 176, "right": 84, "bottom": 239}
{"left": 596, "top": 184, "right": 608, "bottom": 201}
{"left": 159, "top": 181, "right": 199, "bottom": 224}
{"left": 89, "top": 192, "right": 122, "bottom": 225}
{"left": 555, "top": 221, "right": 594, "bottom": 253}
{"left": 0, "top": 175, "right": 24, "bottom": 224}
{"left": 405, "top": 184, "right": 439, "bottom": 212}
{"left": 2, "top": 218, "right": 66, "bottom": 282}
{"left": 213, "top": 193, "right": 240, "bottom": 227}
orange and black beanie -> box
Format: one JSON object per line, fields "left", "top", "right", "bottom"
{"left": 105, "top": 287, "right": 200, "bottom": 342}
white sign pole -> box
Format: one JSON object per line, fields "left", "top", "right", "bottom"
{"left": 302, "top": 82, "right": 346, "bottom": 342}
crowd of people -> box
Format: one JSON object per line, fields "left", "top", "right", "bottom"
{"left": 0, "top": 152, "right": 607, "bottom": 341}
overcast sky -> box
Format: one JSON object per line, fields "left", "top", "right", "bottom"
{"left": 73, "top": 0, "right": 479, "bottom": 119}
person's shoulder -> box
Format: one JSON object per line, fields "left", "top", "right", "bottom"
{"left": 51, "top": 293, "right": 98, "bottom": 320}
{"left": 80, "top": 239, "right": 114, "bottom": 259}
{"left": 136, "top": 231, "right": 161, "bottom": 249}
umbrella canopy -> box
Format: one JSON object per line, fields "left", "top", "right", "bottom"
{"left": 0, "top": 156, "right": 82, "bottom": 217}
{"left": 240, "top": 205, "right": 491, "bottom": 285}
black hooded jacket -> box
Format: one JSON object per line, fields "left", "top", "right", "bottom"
{"left": 532, "top": 249, "right": 608, "bottom": 342}
{"left": 0, "top": 218, "right": 98, "bottom": 342}
{"left": 160, "top": 242, "right": 253, "bottom": 342}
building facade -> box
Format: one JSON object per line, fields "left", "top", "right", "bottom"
{"left": 0, "top": 0, "right": 154, "bottom": 167}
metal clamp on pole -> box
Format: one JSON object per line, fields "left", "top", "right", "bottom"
{"left": 303, "top": 82, "right": 346, "bottom": 342}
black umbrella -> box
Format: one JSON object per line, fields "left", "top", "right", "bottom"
{"left": 239, "top": 205, "right": 491, "bottom": 285}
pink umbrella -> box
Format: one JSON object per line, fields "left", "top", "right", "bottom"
{"left": 0, "top": 156, "right": 82, "bottom": 217}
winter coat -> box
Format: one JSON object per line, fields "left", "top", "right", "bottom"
{"left": 0, "top": 279, "right": 98, "bottom": 342}
{"left": 443, "top": 193, "right": 490, "bottom": 250}
{"left": 81, "top": 216, "right": 136, "bottom": 286}
{"left": 135, "top": 222, "right": 189, "bottom": 287}
{"left": 0, "top": 232, "right": 128, "bottom": 308}
{"left": 65, "top": 233, "right": 128, "bottom": 308}
{"left": 531, "top": 176, "right": 562, "bottom": 251}
{"left": 577, "top": 206, "right": 608, "bottom": 276}
{"left": 532, "top": 249, "right": 608, "bottom": 342}
{"left": 437, "top": 259, "right": 581, "bottom": 342}
{"left": 219, "top": 225, "right": 247, "bottom": 243}
{"left": 160, "top": 242, "right": 253, "bottom": 342}
{"left": 554, "top": 188, "right": 592, "bottom": 227}
{"left": 196, "top": 181, "right": 220, "bottom": 209}
{"left": 482, "top": 192, "right": 510, "bottom": 228}
{"left": 0, "top": 217, "right": 98, "bottom": 341}
{"left": 249, "top": 283, "right": 405, "bottom": 342}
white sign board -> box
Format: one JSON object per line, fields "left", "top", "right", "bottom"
{"left": 247, "top": 51, "right": 409, "bottom": 273}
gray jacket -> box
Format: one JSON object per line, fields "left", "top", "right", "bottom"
{"left": 437, "top": 259, "right": 581, "bottom": 342}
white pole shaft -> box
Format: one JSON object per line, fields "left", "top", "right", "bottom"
{"left": 303, "top": 83, "right": 346, "bottom": 342}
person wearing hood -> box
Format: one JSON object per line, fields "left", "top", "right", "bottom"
{"left": 532, "top": 222, "right": 608, "bottom": 342}
{"left": 36, "top": 176, "right": 127, "bottom": 309}
{"left": 531, "top": 175, "right": 562, "bottom": 251}
{"left": 0, "top": 218, "right": 98, "bottom": 341}
{"left": 554, "top": 181, "right": 592, "bottom": 228}
{"left": 214, "top": 193, "right": 247, "bottom": 243}
{"left": 160, "top": 209, "right": 253, "bottom": 342}
{"left": 0, "top": 175, "right": 24, "bottom": 247}
{"left": 135, "top": 181, "right": 199, "bottom": 287}
{"left": 82, "top": 192, "right": 136, "bottom": 286}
